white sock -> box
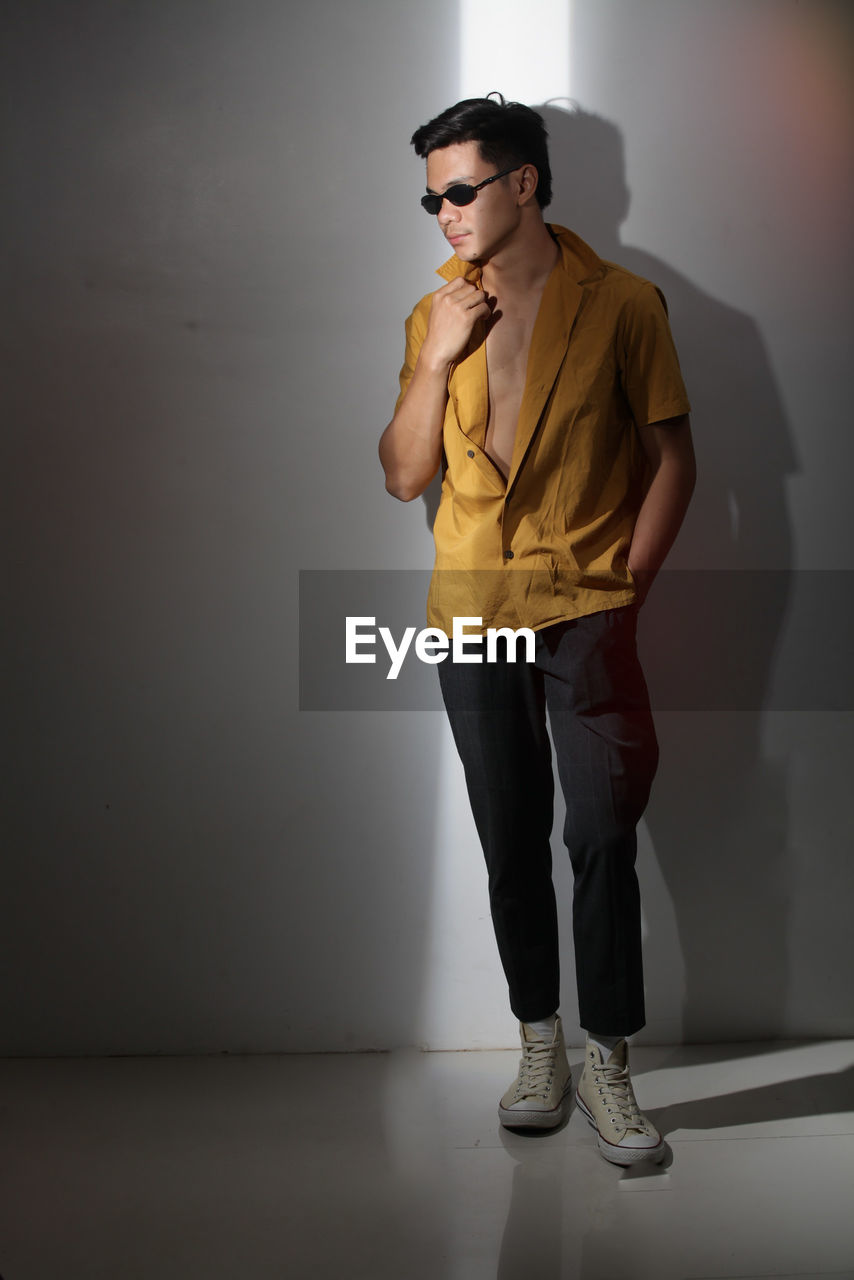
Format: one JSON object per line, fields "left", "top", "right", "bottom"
{"left": 588, "top": 1032, "right": 625, "bottom": 1058}
{"left": 526, "top": 1014, "right": 558, "bottom": 1042}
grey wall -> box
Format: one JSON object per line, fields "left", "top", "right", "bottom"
{"left": 3, "top": 0, "right": 455, "bottom": 1054}
{"left": 3, "top": 0, "right": 853, "bottom": 1054}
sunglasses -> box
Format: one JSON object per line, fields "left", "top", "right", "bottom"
{"left": 420, "top": 165, "right": 520, "bottom": 215}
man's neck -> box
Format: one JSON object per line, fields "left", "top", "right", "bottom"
{"left": 480, "top": 216, "right": 560, "bottom": 297}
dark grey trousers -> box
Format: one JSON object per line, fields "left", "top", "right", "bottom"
{"left": 438, "top": 605, "right": 658, "bottom": 1036}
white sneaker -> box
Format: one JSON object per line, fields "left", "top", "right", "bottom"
{"left": 498, "top": 1018, "right": 572, "bottom": 1129}
{"left": 575, "top": 1039, "right": 664, "bottom": 1165}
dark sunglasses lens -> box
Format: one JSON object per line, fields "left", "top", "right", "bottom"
{"left": 445, "top": 184, "right": 476, "bottom": 207}
{"left": 420, "top": 184, "right": 478, "bottom": 214}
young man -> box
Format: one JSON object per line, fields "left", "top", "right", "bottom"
{"left": 379, "top": 97, "right": 695, "bottom": 1165}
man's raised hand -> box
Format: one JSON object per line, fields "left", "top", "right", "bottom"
{"left": 420, "top": 277, "right": 492, "bottom": 368}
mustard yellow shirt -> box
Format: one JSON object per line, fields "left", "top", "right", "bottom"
{"left": 395, "top": 225, "right": 691, "bottom": 633}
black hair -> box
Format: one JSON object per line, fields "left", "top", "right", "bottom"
{"left": 410, "top": 93, "right": 552, "bottom": 209}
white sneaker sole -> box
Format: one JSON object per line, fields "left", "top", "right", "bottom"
{"left": 575, "top": 1091, "right": 665, "bottom": 1165}
{"left": 498, "top": 1082, "right": 572, "bottom": 1130}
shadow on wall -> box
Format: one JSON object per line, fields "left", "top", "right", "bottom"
{"left": 540, "top": 104, "right": 797, "bottom": 1041}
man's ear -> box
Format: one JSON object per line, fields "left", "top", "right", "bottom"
{"left": 517, "top": 163, "right": 539, "bottom": 206}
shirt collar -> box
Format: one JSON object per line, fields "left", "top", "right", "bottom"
{"left": 434, "top": 223, "right": 606, "bottom": 285}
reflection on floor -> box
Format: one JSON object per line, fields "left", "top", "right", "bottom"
{"left": 1, "top": 1041, "right": 852, "bottom": 1279}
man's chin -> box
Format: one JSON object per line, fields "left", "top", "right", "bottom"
{"left": 451, "top": 243, "right": 482, "bottom": 263}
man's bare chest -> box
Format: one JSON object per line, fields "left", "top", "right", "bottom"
{"left": 484, "top": 306, "right": 539, "bottom": 479}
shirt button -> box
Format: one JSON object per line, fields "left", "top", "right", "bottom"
{"left": 467, "top": 450, "right": 475, "bottom": 458}
{"left": 504, "top": 549, "right": 514, "bottom": 560}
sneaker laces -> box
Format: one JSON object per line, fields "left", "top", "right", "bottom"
{"left": 514, "top": 1037, "right": 557, "bottom": 1101}
{"left": 591, "top": 1060, "right": 647, "bottom": 1132}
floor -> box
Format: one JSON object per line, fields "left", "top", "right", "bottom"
{"left": 1, "top": 1041, "right": 852, "bottom": 1280}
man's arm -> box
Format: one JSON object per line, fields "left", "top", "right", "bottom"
{"left": 379, "top": 278, "right": 491, "bottom": 502}
{"left": 628, "top": 414, "right": 696, "bottom": 603}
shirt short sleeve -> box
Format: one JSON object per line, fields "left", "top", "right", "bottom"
{"left": 394, "top": 296, "right": 430, "bottom": 415}
{"left": 618, "top": 281, "right": 691, "bottom": 427}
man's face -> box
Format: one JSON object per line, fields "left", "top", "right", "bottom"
{"left": 424, "top": 141, "right": 521, "bottom": 263}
